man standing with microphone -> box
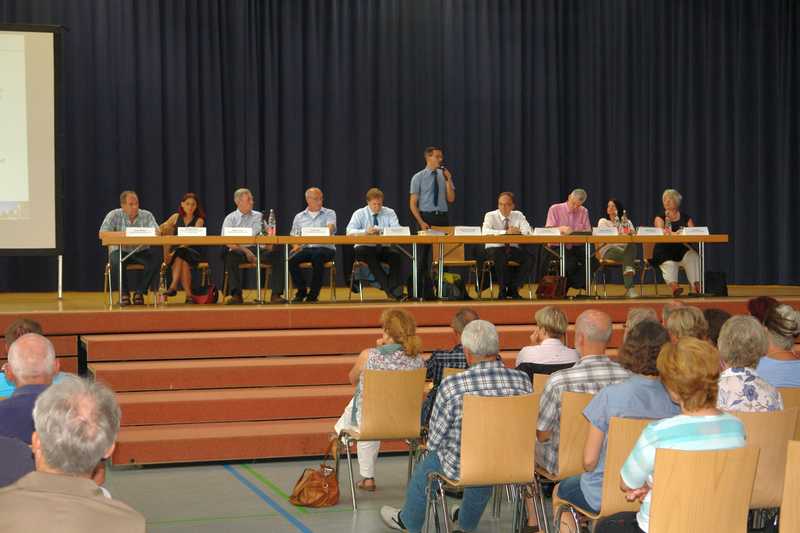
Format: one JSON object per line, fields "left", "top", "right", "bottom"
{"left": 409, "top": 146, "right": 456, "bottom": 299}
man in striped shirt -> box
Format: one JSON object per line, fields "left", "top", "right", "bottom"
{"left": 536, "top": 310, "right": 630, "bottom": 474}
{"left": 381, "top": 320, "right": 531, "bottom": 533}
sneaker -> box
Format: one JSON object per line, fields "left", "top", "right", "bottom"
{"left": 624, "top": 288, "right": 639, "bottom": 299}
{"left": 380, "top": 506, "right": 406, "bottom": 531}
{"left": 451, "top": 505, "right": 460, "bottom": 524}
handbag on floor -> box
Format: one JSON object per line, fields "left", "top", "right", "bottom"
{"left": 535, "top": 275, "right": 567, "bottom": 299}
{"left": 191, "top": 284, "right": 219, "bottom": 304}
{"left": 289, "top": 437, "right": 340, "bottom": 508}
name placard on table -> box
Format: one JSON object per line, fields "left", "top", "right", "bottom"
{"left": 482, "top": 228, "right": 506, "bottom": 236}
{"left": 454, "top": 226, "right": 482, "bottom": 236}
{"left": 125, "top": 227, "right": 156, "bottom": 237}
{"left": 383, "top": 226, "right": 411, "bottom": 236}
{"left": 301, "top": 227, "right": 331, "bottom": 237}
{"left": 592, "top": 226, "right": 619, "bottom": 236}
{"left": 222, "top": 227, "right": 253, "bottom": 237}
{"left": 178, "top": 227, "right": 207, "bottom": 236}
{"left": 681, "top": 226, "right": 710, "bottom": 236}
{"left": 636, "top": 227, "right": 664, "bottom": 236}
{"left": 532, "top": 227, "right": 561, "bottom": 236}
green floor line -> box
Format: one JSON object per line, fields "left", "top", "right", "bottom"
{"left": 239, "top": 464, "right": 310, "bottom": 515}
{"left": 148, "top": 511, "right": 279, "bottom": 526}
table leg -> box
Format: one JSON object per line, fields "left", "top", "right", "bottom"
{"left": 438, "top": 242, "right": 445, "bottom": 300}
{"left": 255, "top": 246, "right": 262, "bottom": 304}
{"left": 585, "top": 243, "right": 592, "bottom": 297}
{"left": 700, "top": 242, "right": 705, "bottom": 294}
{"left": 412, "top": 243, "right": 418, "bottom": 300}
{"left": 118, "top": 248, "right": 123, "bottom": 307}
{"left": 559, "top": 244, "right": 566, "bottom": 277}
{"left": 285, "top": 244, "right": 291, "bottom": 305}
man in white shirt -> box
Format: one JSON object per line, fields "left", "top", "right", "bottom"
{"left": 346, "top": 188, "right": 405, "bottom": 301}
{"left": 481, "top": 192, "right": 534, "bottom": 299}
{"left": 289, "top": 188, "right": 336, "bottom": 303}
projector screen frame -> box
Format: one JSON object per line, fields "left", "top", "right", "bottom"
{"left": 0, "top": 24, "right": 64, "bottom": 256}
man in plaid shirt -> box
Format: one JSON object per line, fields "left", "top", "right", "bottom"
{"left": 420, "top": 308, "right": 479, "bottom": 426}
{"left": 382, "top": 320, "right": 531, "bottom": 533}
{"left": 536, "top": 310, "right": 630, "bottom": 474}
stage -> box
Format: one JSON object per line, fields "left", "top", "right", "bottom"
{"left": 1, "top": 286, "right": 798, "bottom": 465}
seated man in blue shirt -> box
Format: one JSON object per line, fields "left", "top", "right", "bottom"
{"left": 346, "top": 188, "right": 405, "bottom": 301}
{"left": 289, "top": 188, "right": 336, "bottom": 303}
{"left": 381, "top": 320, "right": 532, "bottom": 533}
{"left": 221, "top": 188, "right": 286, "bottom": 304}
{"left": 0, "top": 333, "right": 59, "bottom": 445}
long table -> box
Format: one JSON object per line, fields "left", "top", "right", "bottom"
{"left": 101, "top": 234, "right": 729, "bottom": 305}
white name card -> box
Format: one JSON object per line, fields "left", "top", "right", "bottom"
{"left": 681, "top": 226, "right": 710, "bottom": 236}
{"left": 454, "top": 226, "right": 482, "bottom": 236}
{"left": 383, "top": 226, "right": 411, "bottom": 236}
{"left": 222, "top": 227, "right": 253, "bottom": 237}
{"left": 482, "top": 228, "right": 506, "bottom": 236}
{"left": 592, "top": 226, "right": 619, "bottom": 236}
{"left": 178, "top": 227, "right": 207, "bottom": 236}
{"left": 301, "top": 226, "right": 331, "bottom": 237}
{"left": 636, "top": 227, "right": 664, "bottom": 236}
{"left": 347, "top": 229, "right": 366, "bottom": 235}
{"left": 532, "top": 227, "right": 561, "bottom": 236}
{"left": 125, "top": 227, "right": 156, "bottom": 237}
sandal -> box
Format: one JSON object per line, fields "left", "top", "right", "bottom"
{"left": 165, "top": 288, "right": 178, "bottom": 297}
{"left": 133, "top": 292, "right": 145, "bottom": 305}
{"left": 357, "top": 478, "right": 376, "bottom": 492}
{"left": 671, "top": 287, "right": 683, "bottom": 297}
{"left": 119, "top": 294, "right": 131, "bottom": 307}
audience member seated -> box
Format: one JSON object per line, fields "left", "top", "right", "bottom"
{"left": 536, "top": 310, "right": 630, "bottom": 476}
{"left": 380, "top": 320, "right": 532, "bottom": 533}
{"left": 516, "top": 306, "right": 579, "bottom": 380}
{"left": 703, "top": 308, "right": 732, "bottom": 347}
{"left": 0, "top": 436, "right": 34, "bottom": 488}
{"left": 554, "top": 321, "right": 679, "bottom": 528}
{"left": 595, "top": 338, "right": 746, "bottom": 533}
{"left": 98, "top": 190, "right": 161, "bottom": 306}
{"left": 756, "top": 303, "right": 800, "bottom": 388}
{"left": 665, "top": 306, "right": 708, "bottom": 342}
{"left": 0, "top": 334, "right": 58, "bottom": 445}
{"left": 421, "top": 308, "right": 479, "bottom": 426}
{"left": 334, "top": 309, "right": 424, "bottom": 492}
{"left": 717, "top": 315, "right": 783, "bottom": 412}
{"left": 747, "top": 295, "right": 779, "bottom": 324}
{"left": 2, "top": 319, "right": 68, "bottom": 399}
{"left": 0, "top": 376, "right": 145, "bottom": 532}
{"left": 660, "top": 300, "right": 684, "bottom": 326}
{"left": 623, "top": 307, "right": 658, "bottom": 341}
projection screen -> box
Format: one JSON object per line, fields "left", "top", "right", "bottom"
{"left": 0, "top": 25, "right": 61, "bottom": 254}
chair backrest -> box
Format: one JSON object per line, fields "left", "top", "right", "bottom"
{"left": 556, "top": 391, "right": 594, "bottom": 477}
{"left": 431, "top": 226, "right": 466, "bottom": 262}
{"left": 733, "top": 408, "right": 800, "bottom": 508}
{"left": 598, "top": 417, "right": 653, "bottom": 516}
{"left": 443, "top": 367, "right": 466, "bottom": 380}
{"left": 459, "top": 393, "right": 539, "bottom": 486}
{"left": 648, "top": 447, "right": 760, "bottom": 533}
{"left": 532, "top": 373, "right": 550, "bottom": 393}
{"left": 780, "top": 441, "right": 800, "bottom": 533}
{"left": 0, "top": 436, "right": 34, "bottom": 488}
{"left": 779, "top": 388, "right": 800, "bottom": 440}
{"left": 359, "top": 368, "right": 427, "bottom": 440}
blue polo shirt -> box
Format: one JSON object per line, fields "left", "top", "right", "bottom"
{"left": 0, "top": 384, "right": 50, "bottom": 445}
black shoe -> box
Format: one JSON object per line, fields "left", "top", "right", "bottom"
{"left": 270, "top": 294, "right": 288, "bottom": 304}
{"left": 165, "top": 288, "right": 178, "bottom": 297}
{"left": 508, "top": 290, "right": 523, "bottom": 300}
{"left": 292, "top": 291, "right": 307, "bottom": 303}
{"left": 306, "top": 294, "right": 319, "bottom": 303}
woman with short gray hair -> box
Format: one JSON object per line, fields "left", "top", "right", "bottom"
{"left": 515, "top": 306, "right": 578, "bottom": 379}
{"left": 652, "top": 188, "right": 702, "bottom": 297}
{"left": 756, "top": 304, "right": 800, "bottom": 388}
{"left": 717, "top": 315, "right": 783, "bottom": 412}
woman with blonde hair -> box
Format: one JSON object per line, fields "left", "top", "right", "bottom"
{"left": 334, "top": 308, "right": 424, "bottom": 492}
{"left": 515, "top": 306, "right": 579, "bottom": 379}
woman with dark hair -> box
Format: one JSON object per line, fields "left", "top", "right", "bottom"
{"left": 597, "top": 198, "right": 638, "bottom": 298}
{"left": 553, "top": 321, "right": 678, "bottom": 527}
{"left": 159, "top": 193, "right": 206, "bottom": 302}
{"left": 746, "top": 296, "right": 779, "bottom": 324}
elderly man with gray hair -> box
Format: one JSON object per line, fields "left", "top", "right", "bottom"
{"left": 545, "top": 188, "right": 594, "bottom": 292}
{"left": 381, "top": 320, "right": 531, "bottom": 533}
{"left": 0, "top": 376, "right": 145, "bottom": 532}
{"left": 0, "top": 333, "right": 59, "bottom": 445}
{"left": 717, "top": 315, "right": 783, "bottom": 412}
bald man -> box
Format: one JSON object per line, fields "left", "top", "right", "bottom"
{"left": 0, "top": 333, "right": 59, "bottom": 445}
{"left": 289, "top": 188, "right": 337, "bottom": 303}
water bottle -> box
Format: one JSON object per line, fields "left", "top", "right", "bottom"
{"left": 620, "top": 210, "right": 631, "bottom": 234}
{"left": 664, "top": 210, "right": 672, "bottom": 234}
{"left": 267, "top": 209, "right": 277, "bottom": 236}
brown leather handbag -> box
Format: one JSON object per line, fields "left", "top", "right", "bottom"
{"left": 288, "top": 437, "right": 340, "bottom": 508}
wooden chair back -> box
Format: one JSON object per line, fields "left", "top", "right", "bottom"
{"left": 459, "top": 393, "right": 539, "bottom": 486}
{"left": 359, "top": 368, "right": 427, "bottom": 440}
{"left": 598, "top": 417, "right": 653, "bottom": 516}
{"left": 443, "top": 367, "right": 466, "bottom": 380}
{"left": 532, "top": 373, "right": 550, "bottom": 394}
{"left": 431, "top": 226, "right": 467, "bottom": 263}
{"left": 780, "top": 441, "right": 800, "bottom": 533}
{"left": 556, "top": 391, "right": 594, "bottom": 477}
{"left": 733, "top": 408, "right": 799, "bottom": 508}
{"left": 648, "top": 447, "right": 759, "bottom": 533}
{"left": 779, "top": 388, "right": 800, "bottom": 440}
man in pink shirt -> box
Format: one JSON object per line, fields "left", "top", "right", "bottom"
{"left": 545, "top": 189, "right": 594, "bottom": 292}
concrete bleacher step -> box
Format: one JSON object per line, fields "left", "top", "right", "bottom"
{"left": 112, "top": 418, "right": 409, "bottom": 465}
{"left": 117, "top": 385, "right": 355, "bottom": 426}
{"left": 82, "top": 325, "right": 624, "bottom": 362}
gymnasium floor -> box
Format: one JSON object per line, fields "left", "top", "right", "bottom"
{"left": 105, "top": 455, "right": 529, "bottom": 532}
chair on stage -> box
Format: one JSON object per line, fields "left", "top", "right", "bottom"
{"left": 287, "top": 259, "right": 337, "bottom": 302}
{"left": 430, "top": 226, "right": 480, "bottom": 300}
{"left": 103, "top": 262, "right": 156, "bottom": 305}
{"left": 222, "top": 263, "right": 272, "bottom": 302}
{"left": 348, "top": 261, "right": 390, "bottom": 302}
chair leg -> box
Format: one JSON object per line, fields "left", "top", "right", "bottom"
{"left": 533, "top": 476, "right": 550, "bottom": 533}
{"left": 437, "top": 478, "right": 451, "bottom": 533}
{"left": 425, "top": 476, "right": 438, "bottom": 533}
{"left": 492, "top": 485, "right": 502, "bottom": 518}
{"left": 344, "top": 436, "right": 357, "bottom": 511}
{"left": 331, "top": 265, "right": 337, "bottom": 302}
{"left": 406, "top": 439, "right": 417, "bottom": 482}
{"left": 222, "top": 272, "right": 229, "bottom": 296}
